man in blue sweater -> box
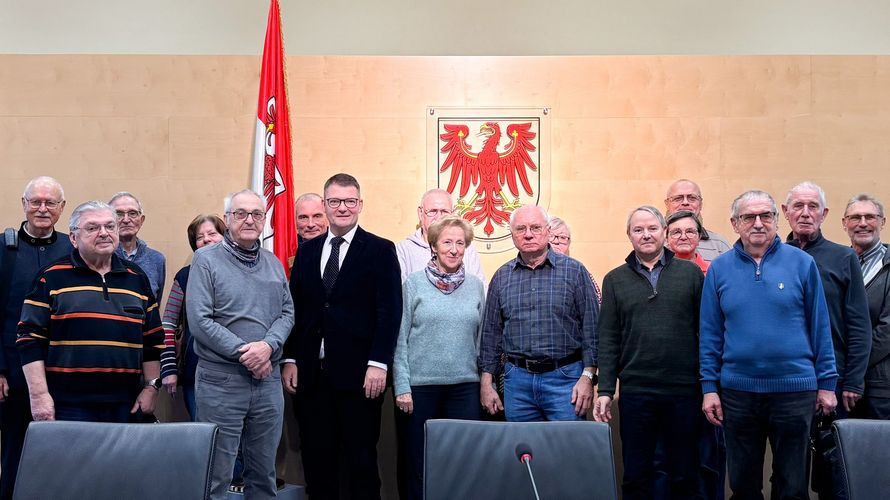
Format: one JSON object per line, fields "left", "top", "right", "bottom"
{"left": 700, "top": 190, "right": 837, "bottom": 500}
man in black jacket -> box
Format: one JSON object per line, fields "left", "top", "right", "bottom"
{"left": 783, "top": 181, "right": 871, "bottom": 416}
{"left": 594, "top": 205, "right": 704, "bottom": 500}
{"left": 0, "top": 177, "right": 71, "bottom": 500}
{"left": 843, "top": 193, "right": 890, "bottom": 419}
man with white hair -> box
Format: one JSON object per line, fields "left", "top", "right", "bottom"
{"left": 478, "top": 205, "right": 598, "bottom": 421}
{"left": 783, "top": 181, "right": 871, "bottom": 419}
{"left": 0, "top": 177, "right": 72, "bottom": 500}
{"left": 109, "top": 192, "right": 166, "bottom": 301}
{"left": 187, "top": 189, "right": 294, "bottom": 500}
{"left": 18, "top": 200, "right": 164, "bottom": 424}
{"left": 295, "top": 192, "right": 328, "bottom": 243}
{"left": 396, "top": 188, "right": 484, "bottom": 283}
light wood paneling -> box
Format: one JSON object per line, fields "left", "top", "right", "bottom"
{"left": 2, "top": 54, "right": 890, "bottom": 288}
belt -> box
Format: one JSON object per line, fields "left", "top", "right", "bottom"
{"left": 505, "top": 351, "right": 582, "bottom": 374}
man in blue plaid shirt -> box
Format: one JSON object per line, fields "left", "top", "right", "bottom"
{"left": 478, "top": 205, "right": 599, "bottom": 421}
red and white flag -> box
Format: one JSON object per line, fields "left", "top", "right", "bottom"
{"left": 251, "top": 0, "right": 297, "bottom": 275}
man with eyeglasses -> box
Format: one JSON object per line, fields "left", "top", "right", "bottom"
{"left": 843, "top": 194, "right": 890, "bottom": 420}
{"left": 109, "top": 192, "right": 166, "bottom": 302}
{"left": 0, "top": 177, "right": 72, "bottom": 500}
{"left": 17, "top": 200, "right": 163, "bottom": 425}
{"left": 284, "top": 173, "right": 401, "bottom": 500}
{"left": 664, "top": 179, "right": 731, "bottom": 262}
{"left": 395, "top": 188, "right": 484, "bottom": 283}
{"left": 478, "top": 205, "right": 598, "bottom": 422}
{"left": 700, "top": 190, "right": 837, "bottom": 499}
{"left": 594, "top": 206, "right": 704, "bottom": 500}
{"left": 186, "top": 189, "right": 294, "bottom": 499}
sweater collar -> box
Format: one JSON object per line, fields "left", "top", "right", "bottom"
{"left": 70, "top": 248, "right": 128, "bottom": 273}
{"left": 785, "top": 229, "right": 825, "bottom": 250}
{"left": 625, "top": 247, "right": 674, "bottom": 269}
{"left": 733, "top": 234, "right": 782, "bottom": 261}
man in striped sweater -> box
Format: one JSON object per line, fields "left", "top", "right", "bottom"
{"left": 17, "top": 200, "right": 164, "bottom": 423}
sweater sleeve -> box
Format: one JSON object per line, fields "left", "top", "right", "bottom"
{"left": 186, "top": 253, "right": 246, "bottom": 361}
{"left": 393, "top": 277, "right": 416, "bottom": 396}
{"left": 16, "top": 269, "right": 52, "bottom": 365}
{"left": 840, "top": 252, "right": 872, "bottom": 394}
{"left": 806, "top": 260, "right": 839, "bottom": 391}
{"left": 262, "top": 269, "right": 295, "bottom": 354}
{"left": 596, "top": 272, "right": 620, "bottom": 398}
{"left": 699, "top": 266, "right": 725, "bottom": 394}
{"left": 159, "top": 279, "right": 184, "bottom": 379}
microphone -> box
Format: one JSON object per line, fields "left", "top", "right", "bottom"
{"left": 514, "top": 443, "right": 541, "bottom": 500}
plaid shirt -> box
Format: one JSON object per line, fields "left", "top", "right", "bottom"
{"left": 478, "top": 249, "right": 599, "bottom": 375}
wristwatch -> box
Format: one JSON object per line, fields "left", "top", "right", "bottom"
{"left": 582, "top": 370, "right": 598, "bottom": 385}
{"left": 145, "top": 377, "right": 162, "bottom": 390}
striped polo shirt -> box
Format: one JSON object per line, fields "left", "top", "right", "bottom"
{"left": 17, "top": 251, "right": 164, "bottom": 404}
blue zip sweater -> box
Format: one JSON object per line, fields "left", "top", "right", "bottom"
{"left": 700, "top": 236, "right": 837, "bottom": 394}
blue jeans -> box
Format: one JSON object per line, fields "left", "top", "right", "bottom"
{"left": 404, "top": 382, "right": 481, "bottom": 500}
{"left": 196, "top": 363, "right": 283, "bottom": 500}
{"left": 617, "top": 392, "right": 701, "bottom": 500}
{"left": 721, "top": 389, "right": 815, "bottom": 500}
{"left": 503, "top": 360, "right": 585, "bottom": 422}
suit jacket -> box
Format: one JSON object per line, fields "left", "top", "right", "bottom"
{"left": 285, "top": 226, "right": 402, "bottom": 390}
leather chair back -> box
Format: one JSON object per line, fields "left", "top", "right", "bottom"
{"left": 14, "top": 421, "right": 218, "bottom": 500}
{"left": 832, "top": 418, "right": 890, "bottom": 500}
{"left": 424, "top": 419, "right": 618, "bottom": 500}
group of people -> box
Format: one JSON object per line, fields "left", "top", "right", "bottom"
{"left": 0, "top": 174, "right": 888, "bottom": 500}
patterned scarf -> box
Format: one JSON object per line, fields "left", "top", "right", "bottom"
{"left": 424, "top": 258, "right": 465, "bottom": 294}
{"left": 221, "top": 230, "right": 260, "bottom": 267}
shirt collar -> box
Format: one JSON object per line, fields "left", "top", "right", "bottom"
{"left": 633, "top": 249, "right": 666, "bottom": 271}
{"left": 511, "top": 247, "right": 557, "bottom": 270}
{"left": 324, "top": 224, "right": 359, "bottom": 247}
{"left": 859, "top": 240, "right": 885, "bottom": 261}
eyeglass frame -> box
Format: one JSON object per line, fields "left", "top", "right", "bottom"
{"left": 74, "top": 222, "right": 118, "bottom": 235}
{"left": 325, "top": 198, "right": 360, "bottom": 209}
{"left": 667, "top": 228, "right": 700, "bottom": 239}
{"left": 735, "top": 211, "right": 777, "bottom": 225}
{"left": 23, "top": 198, "right": 64, "bottom": 210}
{"left": 666, "top": 194, "right": 703, "bottom": 205}
{"left": 843, "top": 213, "right": 883, "bottom": 224}
{"left": 226, "top": 209, "right": 267, "bottom": 222}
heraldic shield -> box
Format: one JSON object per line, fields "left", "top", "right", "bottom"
{"left": 427, "top": 107, "right": 551, "bottom": 254}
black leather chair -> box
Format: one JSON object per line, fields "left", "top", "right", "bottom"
{"left": 424, "top": 419, "right": 618, "bottom": 500}
{"left": 832, "top": 418, "right": 890, "bottom": 500}
{"left": 14, "top": 421, "right": 218, "bottom": 500}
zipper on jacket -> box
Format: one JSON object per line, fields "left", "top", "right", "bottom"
{"left": 102, "top": 275, "right": 110, "bottom": 300}
{"left": 755, "top": 262, "right": 762, "bottom": 282}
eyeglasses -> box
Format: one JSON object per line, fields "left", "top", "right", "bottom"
{"left": 513, "top": 225, "right": 545, "bottom": 235}
{"left": 75, "top": 223, "right": 117, "bottom": 235}
{"left": 423, "top": 208, "right": 452, "bottom": 218}
{"left": 24, "top": 198, "right": 63, "bottom": 210}
{"left": 844, "top": 213, "right": 882, "bottom": 224}
{"left": 667, "top": 194, "right": 702, "bottom": 204}
{"left": 736, "top": 212, "right": 776, "bottom": 225}
{"left": 326, "top": 198, "right": 360, "bottom": 209}
{"left": 227, "top": 210, "right": 267, "bottom": 222}
{"left": 115, "top": 210, "right": 142, "bottom": 220}
{"left": 668, "top": 228, "right": 700, "bottom": 239}
{"left": 550, "top": 234, "right": 571, "bottom": 243}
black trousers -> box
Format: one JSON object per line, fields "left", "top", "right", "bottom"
{"left": 0, "top": 388, "right": 32, "bottom": 500}
{"left": 296, "top": 366, "right": 385, "bottom": 500}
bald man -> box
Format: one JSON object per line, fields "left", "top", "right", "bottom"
{"left": 664, "top": 179, "right": 731, "bottom": 262}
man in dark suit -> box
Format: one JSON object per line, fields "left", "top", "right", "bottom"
{"left": 282, "top": 173, "right": 402, "bottom": 500}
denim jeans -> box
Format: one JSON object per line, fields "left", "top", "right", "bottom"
{"left": 196, "top": 363, "right": 283, "bottom": 500}
{"left": 721, "top": 389, "right": 815, "bottom": 500}
{"left": 617, "top": 392, "right": 701, "bottom": 500}
{"left": 503, "top": 360, "right": 585, "bottom": 421}
{"left": 404, "top": 382, "right": 481, "bottom": 500}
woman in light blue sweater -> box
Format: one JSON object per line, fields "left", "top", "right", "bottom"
{"left": 393, "top": 216, "right": 484, "bottom": 500}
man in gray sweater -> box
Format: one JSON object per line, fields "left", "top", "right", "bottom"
{"left": 187, "top": 189, "right": 295, "bottom": 500}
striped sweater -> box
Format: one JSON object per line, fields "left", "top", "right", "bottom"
{"left": 17, "top": 251, "right": 164, "bottom": 403}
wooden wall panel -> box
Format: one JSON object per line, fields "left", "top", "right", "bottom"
{"left": 2, "top": 54, "right": 890, "bottom": 289}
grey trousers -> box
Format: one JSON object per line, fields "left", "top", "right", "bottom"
{"left": 196, "top": 363, "right": 284, "bottom": 500}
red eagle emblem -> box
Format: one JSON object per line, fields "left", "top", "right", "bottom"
{"left": 439, "top": 122, "right": 538, "bottom": 236}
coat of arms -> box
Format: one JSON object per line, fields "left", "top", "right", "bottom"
{"left": 427, "top": 108, "right": 551, "bottom": 253}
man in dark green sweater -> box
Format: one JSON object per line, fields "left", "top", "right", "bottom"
{"left": 594, "top": 205, "right": 704, "bottom": 500}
